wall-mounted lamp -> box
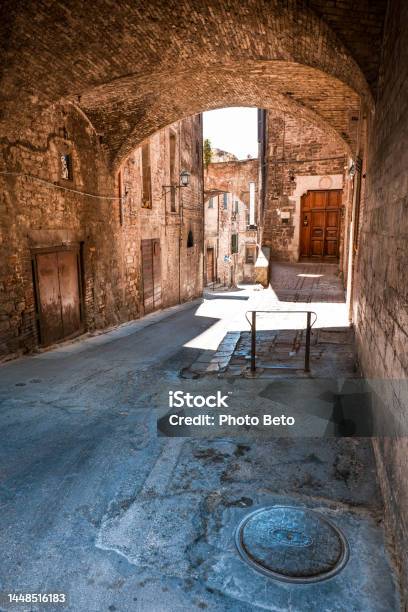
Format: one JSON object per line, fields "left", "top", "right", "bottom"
{"left": 179, "top": 170, "right": 190, "bottom": 187}
{"left": 348, "top": 161, "right": 356, "bottom": 178}
{"left": 163, "top": 170, "right": 191, "bottom": 194}
{"left": 348, "top": 157, "right": 362, "bottom": 179}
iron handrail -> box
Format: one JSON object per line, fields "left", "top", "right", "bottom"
{"left": 245, "top": 309, "right": 318, "bottom": 373}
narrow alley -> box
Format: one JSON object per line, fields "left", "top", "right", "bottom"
{"left": 0, "top": 263, "right": 399, "bottom": 611}
{"left": 0, "top": 1, "right": 407, "bottom": 611}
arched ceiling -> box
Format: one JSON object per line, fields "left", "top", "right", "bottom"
{"left": 0, "top": 0, "right": 386, "bottom": 167}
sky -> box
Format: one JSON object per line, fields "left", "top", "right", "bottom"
{"left": 203, "top": 107, "right": 258, "bottom": 160}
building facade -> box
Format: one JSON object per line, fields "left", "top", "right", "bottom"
{"left": 204, "top": 159, "right": 259, "bottom": 286}
{"left": 118, "top": 115, "right": 204, "bottom": 316}
{"left": 0, "top": 106, "right": 203, "bottom": 358}
{"left": 259, "top": 109, "right": 351, "bottom": 280}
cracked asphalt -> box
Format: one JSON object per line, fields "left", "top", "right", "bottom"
{"left": 0, "top": 267, "right": 401, "bottom": 611}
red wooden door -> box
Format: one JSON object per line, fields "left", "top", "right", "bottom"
{"left": 310, "top": 210, "right": 325, "bottom": 257}
{"left": 300, "top": 190, "right": 341, "bottom": 259}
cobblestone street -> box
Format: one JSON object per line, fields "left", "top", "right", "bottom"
{"left": 189, "top": 262, "right": 353, "bottom": 378}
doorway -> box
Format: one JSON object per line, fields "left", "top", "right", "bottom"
{"left": 300, "top": 190, "right": 342, "bottom": 260}
{"left": 206, "top": 248, "right": 215, "bottom": 284}
{"left": 141, "top": 239, "right": 162, "bottom": 313}
{"left": 33, "top": 247, "right": 83, "bottom": 346}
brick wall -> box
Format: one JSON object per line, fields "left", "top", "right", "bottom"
{"left": 0, "top": 105, "right": 203, "bottom": 358}
{"left": 1, "top": 1, "right": 377, "bottom": 169}
{"left": 0, "top": 102, "right": 118, "bottom": 357}
{"left": 353, "top": 0, "right": 408, "bottom": 601}
{"left": 262, "top": 110, "right": 349, "bottom": 266}
{"left": 119, "top": 114, "right": 203, "bottom": 310}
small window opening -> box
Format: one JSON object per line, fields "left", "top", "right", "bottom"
{"left": 60, "top": 153, "right": 73, "bottom": 181}
{"left": 169, "top": 130, "right": 177, "bottom": 212}
{"left": 187, "top": 230, "right": 194, "bottom": 248}
{"left": 246, "top": 245, "right": 257, "bottom": 264}
{"left": 141, "top": 143, "right": 152, "bottom": 208}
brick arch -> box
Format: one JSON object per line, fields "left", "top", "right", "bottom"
{"left": 84, "top": 62, "right": 357, "bottom": 168}
{"left": 1, "top": 0, "right": 369, "bottom": 166}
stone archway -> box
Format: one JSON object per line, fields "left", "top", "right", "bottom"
{"left": 1, "top": 0, "right": 374, "bottom": 169}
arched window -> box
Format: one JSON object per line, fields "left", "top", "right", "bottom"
{"left": 187, "top": 230, "right": 194, "bottom": 248}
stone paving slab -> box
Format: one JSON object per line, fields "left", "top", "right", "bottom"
{"left": 185, "top": 262, "right": 354, "bottom": 379}
{"left": 186, "top": 326, "right": 356, "bottom": 379}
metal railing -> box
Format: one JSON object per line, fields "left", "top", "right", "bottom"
{"left": 245, "top": 310, "right": 317, "bottom": 373}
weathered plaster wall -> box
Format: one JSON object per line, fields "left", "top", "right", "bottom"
{"left": 353, "top": 0, "right": 408, "bottom": 600}
{"left": 204, "top": 159, "right": 259, "bottom": 285}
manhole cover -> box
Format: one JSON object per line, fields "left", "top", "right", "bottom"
{"left": 235, "top": 506, "right": 349, "bottom": 583}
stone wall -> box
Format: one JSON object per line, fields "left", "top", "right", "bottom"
{"left": 353, "top": 0, "right": 408, "bottom": 600}
{"left": 0, "top": 105, "right": 203, "bottom": 358}
{"left": 261, "top": 110, "right": 349, "bottom": 266}
{"left": 204, "top": 159, "right": 259, "bottom": 285}
{"left": 120, "top": 115, "right": 203, "bottom": 310}
{"left": 0, "top": 102, "right": 117, "bottom": 357}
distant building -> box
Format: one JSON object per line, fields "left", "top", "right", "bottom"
{"left": 258, "top": 109, "right": 350, "bottom": 278}
{"left": 210, "top": 148, "right": 238, "bottom": 163}
{"left": 204, "top": 159, "right": 259, "bottom": 286}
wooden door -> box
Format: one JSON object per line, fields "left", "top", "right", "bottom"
{"left": 141, "top": 239, "right": 162, "bottom": 313}
{"left": 310, "top": 209, "right": 325, "bottom": 257}
{"left": 300, "top": 190, "right": 341, "bottom": 259}
{"left": 152, "top": 239, "right": 162, "bottom": 309}
{"left": 35, "top": 249, "right": 82, "bottom": 346}
{"left": 141, "top": 239, "right": 154, "bottom": 313}
{"left": 206, "top": 248, "right": 215, "bottom": 284}
{"left": 36, "top": 252, "right": 63, "bottom": 345}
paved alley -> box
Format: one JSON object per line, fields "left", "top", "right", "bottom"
{"left": 0, "top": 263, "right": 400, "bottom": 611}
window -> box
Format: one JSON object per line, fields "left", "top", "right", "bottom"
{"left": 223, "top": 193, "right": 228, "bottom": 209}
{"left": 141, "top": 143, "right": 152, "bottom": 208}
{"left": 187, "top": 230, "right": 194, "bottom": 248}
{"left": 196, "top": 139, "right": 201, "bottom": 165}
{"left": 60, "top": 153, "right": 73, "bottom": 181}
{"left": 118, "top": 170, "right": 124, "bottom": 226}
{"left": 169, "top": 130, "right": 177, "bottom": 212}
{"left": 234, "top": 200, "right": 239, "bottom": 214}
{"left": 246, "top": 245, "right": 257, "bottom": 264}
{"left": 231, "top": 233, "right": 238, "bottom": 254}
{"left": 208, "top": 197, "right": 214, "bottom": 209}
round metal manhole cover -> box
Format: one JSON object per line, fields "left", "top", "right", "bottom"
{"left": 235, "top": 506, "right": 349, "bottom": 583}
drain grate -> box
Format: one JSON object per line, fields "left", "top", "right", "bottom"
{"left": 235, "top": 506, "right": 349, "bottom": 583}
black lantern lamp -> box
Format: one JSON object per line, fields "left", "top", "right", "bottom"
{"left": 163, "top": 170, "right": 190, "bottom": 194}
